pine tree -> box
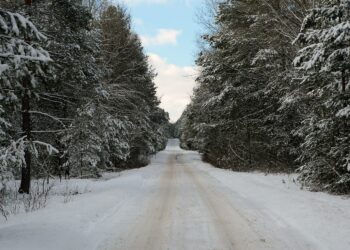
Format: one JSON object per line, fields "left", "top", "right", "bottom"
{"left": 99, "top": 4, "right": 168, "bottom": 168}
{"left": 293, "top": 0, "right": 350, "bottom": 193}
{"left": 1, "top": 0, "right": 169, "bottom": 203}
{"left": 180, "top": 0, "right": 315, "bottom": 172}
{"left": 0, "top": 3, "right": 57, "bottom": 192}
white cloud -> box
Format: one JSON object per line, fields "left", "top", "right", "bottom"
{"left": 141, "top": 29, "right": 182, "bottom": 46}
{"left": 148, "top": 53, "right": 197, "bottom": 122}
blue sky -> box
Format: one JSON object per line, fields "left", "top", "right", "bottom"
{"left": 114, "top": 0, "right": 203, "bottom": 121}
{"left": 121, "top": 0, "right": 202, "bottom": 66}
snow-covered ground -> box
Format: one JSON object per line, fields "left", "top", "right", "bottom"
{"left": 0, "top": 139, "right": 349, "bottom": 250}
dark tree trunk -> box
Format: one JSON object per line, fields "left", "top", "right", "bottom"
{"left": 340, "top": 69, "right": 348, "bottom": 134}
{"left": 247, "top": 124, "right": 252, "bottom": 167}
{"left": 341, "top": 69, "right": 347, "bottom": 93}
{"left": 18, "top": 0, "right": 33, "bottom": 194}
{"left": 19, "top": 77, "right": 32, "bottom": 194}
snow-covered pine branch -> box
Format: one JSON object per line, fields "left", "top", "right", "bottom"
{"left": 290, "top": 0, "right": 350, "bottom": 193}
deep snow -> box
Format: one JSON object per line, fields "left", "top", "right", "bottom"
{"left": 0, "top": 139, "right": 349, "bottom": 250}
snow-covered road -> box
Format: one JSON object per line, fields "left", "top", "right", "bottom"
{"left": 1, "top": 139, "right": 350, "bottom": 250}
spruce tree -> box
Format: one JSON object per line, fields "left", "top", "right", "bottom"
{"left": 293, "top": 0, "right": 350, "bottom": 193}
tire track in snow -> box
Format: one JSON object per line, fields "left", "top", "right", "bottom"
{"left": 180, "top": 153, "right": 316, "bottom": 250}
{"left": 182, "top": 159, "right": 265, "bottom": 250}
{"left": 115, "top": 154, "right": 179, "bottom": 250}
{"left": 106, "top": 142, "right": 316, "bottom": 250}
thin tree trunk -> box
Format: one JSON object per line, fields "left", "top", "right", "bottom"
{"left": 19, "top": 78, "right": 32, "bottom": 194}
{"left": 341, "top": 69, "right": 348, "bottom": 133}
{"left": 19, "top": 0, "right": 33, "bottom": 194}
{"left": 341, "top": 69, "right": 346, "bottom": 93}
{"left": 247, "top": 124, "right": 252, "bottom": 167}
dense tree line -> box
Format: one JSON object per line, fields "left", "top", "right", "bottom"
{"left": 180, "top": 0, "right": 350, "bottom": 194}
{"left": 0, "top": 0, "right": 168, "bottom": 206}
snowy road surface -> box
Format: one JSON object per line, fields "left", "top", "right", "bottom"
{"left": 1, "top": 139, "right": 350, "bottom": 250}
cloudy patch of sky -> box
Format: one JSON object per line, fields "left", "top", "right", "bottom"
{"left": 113, "top": 0, "right": 202, "bottom": 121}
{"left": 141, "top": 29, "right": 182, "bottom": 46}
{"left": 148, "top": 54, "right": 198, "bottom": 121}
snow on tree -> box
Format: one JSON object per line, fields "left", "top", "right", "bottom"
{"left": 63, "top": 100, "right": 131, "bottom": 177}
{"left": 293, "top": 0, "right": 350, "bottom": 193}
{"left": 99, "top": 4, "right": 168, "bottom": 168}
{"left": 0, "top": 10, "right": 50, "bottom": 94}
{"left": 24, "top": 0, "right": 103, "bottom": 179}
{"left": 0, "top": 0, "right": 169, "bottom": 212}
{"left": 0, "top": 10, "right": 54, "bottom": 212}
{"left": 180, "top": 0, "right": 306, "bottom": 171}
